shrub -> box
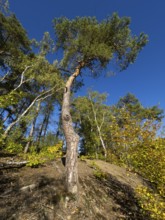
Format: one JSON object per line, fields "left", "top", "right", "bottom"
{"left": 90, "top": 161, "right": 107, "bottom": 180}
{"left": 129, "top": 138, "right": 165, "bottom": 197}
{"left": 136, "top": 186, "right": 165, "bottom": 220}
{"left": 24, "top": 142, "right": 63, "bottom": 167}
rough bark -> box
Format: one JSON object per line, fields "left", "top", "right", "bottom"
{"left": 62, "top": 63, "right": 84, "bottom": 195}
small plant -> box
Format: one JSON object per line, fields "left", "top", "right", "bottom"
{"left": 90, "top": 161, "right": 107, "bottom": 180}
{"left": 25, "top": 152, "right": 45, "bottom": 167}
{"left": 80, "top": 154, "right": 96, "bottom": 160}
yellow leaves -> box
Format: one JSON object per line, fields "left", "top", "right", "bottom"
{"left": 47, "top": 144, "right": 63, "bottom": 157}
{"left": 136, "top": 186, "right": 165, "bottom": 220}
{"left": 25, "top": 142, "right": 63, "bottom": 167}
{"left": 5, "top": 141, "right": 23, "bottom": 153}
{"left": 108, "top": 109, "right": 165, "bottom": 202}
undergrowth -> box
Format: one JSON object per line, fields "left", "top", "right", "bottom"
{"left": 22, "top": 142, "right": 62, "bottom": 167}
{"left": 136, "top": 186, "right": 165, "bottom": 220}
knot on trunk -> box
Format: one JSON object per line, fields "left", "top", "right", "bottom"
{"left": 63, "top": 114, "right": 70, "bottom": 121}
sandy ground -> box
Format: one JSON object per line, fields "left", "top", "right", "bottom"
{"left": 0, "top": 157, "right": 151, "bottom": 220}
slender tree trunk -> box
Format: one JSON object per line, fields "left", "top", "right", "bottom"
{"left": 89, "top": 96, "right": 107, "bottom": 158}
{"left": 36, "top": 117, "right": 45, "bottom": 151}
{"left": 97, "top": 125, "right": 107, "bottom": 158}
{"left": 43, "top": 108, "right": 51, "bottom": 138}
{"left": 24, "top": 102, "right": 41, "bottom": 153}
{"left": 62, "top": 63, "right": 84, "bottom": 195}
{"left": 36, "top": 101, "right": 52, "bottom": 148}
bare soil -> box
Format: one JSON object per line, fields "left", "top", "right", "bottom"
{"left": 0, "top": 156, "right": 151, "bottom": 220}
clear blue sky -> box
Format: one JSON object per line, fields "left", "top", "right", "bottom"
{"left": 10, "top": 0, "right": 165, "bottom": 126}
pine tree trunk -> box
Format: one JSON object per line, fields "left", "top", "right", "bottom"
{"left": 61, "top": 63, "right": 84, "bottom": 195}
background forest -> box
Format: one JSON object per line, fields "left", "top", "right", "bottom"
{"left": 0, "top": 1, "right": 165, "bottom": 219}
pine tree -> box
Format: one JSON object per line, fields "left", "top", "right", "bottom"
{"left": 53, "top": 14, "right": 148, "bottom": 195}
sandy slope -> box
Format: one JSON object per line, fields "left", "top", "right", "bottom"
{"left": 0, "top": 158, "right": 151, "bottom": 220}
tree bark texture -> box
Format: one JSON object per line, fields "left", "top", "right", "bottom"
{"left": 62, "top": 64, "right": 84, "bottom": 195}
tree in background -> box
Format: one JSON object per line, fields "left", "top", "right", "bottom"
{"left": 72, "top": 91, "right": 111, "bottom": 158}
{"left": 53, "top": 14, "right": 148, "bottom": 195}
{"left": 0, "top": 12, "right": 64, "bottom": 151}
{"left": 0, "top": 0, "right": 8, "bottom": 12}
{"left": 72, "top": 91, "right": 165, "bottom": 200}
{"left": 116, "top": 93, "right": 164, "bottom": 122}
{"left": 72, "top": 91, "right": 164, "bottom": 159}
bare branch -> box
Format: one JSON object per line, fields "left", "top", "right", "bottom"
{"left": 36, "top": 93, "right": 53, "bottom": 102}
{"left": 0, "top": 71, "right": 9, "bottom": 82}
{"left": 14, "top": 65, "right": 33, "bottom": 91}
{"left": 4, "top": 85, "right": 64, "bottom": 136}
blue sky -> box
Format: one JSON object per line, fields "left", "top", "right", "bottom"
{"left": 10, "top": 0, "right": 165, "bottom": 126}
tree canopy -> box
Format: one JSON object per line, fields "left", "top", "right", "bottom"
{"left": 53, "top": 14, "right": 148, "bottom": 76}
{"left": 0, "top": 12, "right": 64, "bottom": 152}
{"left": 116, "top": 93, "right": 164, "bottom": 121}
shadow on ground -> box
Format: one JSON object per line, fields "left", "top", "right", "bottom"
{"left": 97, "top": 173, "right": 151, "bottom": 220}
{"left": 0, "top": 159, "right": 152, "bottom": 220}
{"left": 0, "top": 170, "right": 66, "bottom": 220}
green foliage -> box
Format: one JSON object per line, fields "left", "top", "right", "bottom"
{"left": 72, "top": 91, "right": 111, "bottom": 155}
{"left": 0, "top": 12, "right": 31, "bottom": 69}
{"left": 5, "top": 141, "right": 23, "bottom": 153}
{"left": 80, "top": 155, "right": 96, "bottom": 160}
{"left": 0, "top": 134, "right": 5, "bottom": 147}
{"left": 129, "top": 138, "right": 165, "bottom": 197}
{"left": 73, "top": 91, "right": 164, "bottom": 202}
{"left": 116, "top": 93, "right": 164, "bottom": 121}
{"left": 0, "top": 91, "right": 24, "bottom": 108}
{"left": 24, "top": 142, "right": 63, "bottom": 167}
{"left": 3, "top": 126, "right": 25, "bottom": 153}
{"left": 136, "top": 186, "right": 165, "bottom": 220}
{"left": 53, "top": 14, "right": 148, "bottom": 74}
{"left": 106, "top": 107, "right": 165, "bottom": 197}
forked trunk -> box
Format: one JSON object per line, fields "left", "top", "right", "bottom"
{"left": 61, "top": 63, "right": 84, "bottom": 195}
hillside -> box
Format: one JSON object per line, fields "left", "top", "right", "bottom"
{"left": 0, "top": 158, "right": 152, "bottom": 220}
